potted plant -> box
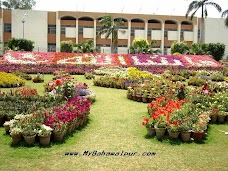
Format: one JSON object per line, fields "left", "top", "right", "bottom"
{"left": 10, "top": 127, "right": 23, "bottom": 144}
{"left": 37, "top": 124, "right": 53, "bottom": 146}
{"left": 142, "top": 118, "right": 155, "bottom": 137}
{"left": 167, "top": 123, "right": 180, "bottom": 139}
{"left": 142, "top": 90, "right": 148, "bottom": 103}
{"left": 217, "top": 111, "right": 227, "bottom": 124}
{"left": 3, "top": 120, "right": 15, "bottom": 134}
{"left": 52, "top": 121, "right": 67, "bottom": 142}
{"left": 22, "top": 124, "right": 37, "bottom": 145}
{"left": 154, "top": 115, "right": 168, "bottom": 139}
{"left": 209, "top": 108, "right": 218, "bottom": 123}
{"left": 32, "top": 73, "right": 44, "bottom": 83}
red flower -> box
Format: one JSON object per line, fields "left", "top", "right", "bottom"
{"left": 55, "top": 79, "right": 62, "bottom": 86}
{"left": 180, "top": 85, "right": 184, "bottom": 89}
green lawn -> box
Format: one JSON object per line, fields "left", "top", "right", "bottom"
{"left": 0, "top": 75, "right": 228, "bottom": 171}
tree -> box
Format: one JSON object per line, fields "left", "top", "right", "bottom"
{"left": 221, "top": 9, "right": 228, "bottom": 27}
{"left": 185, "top": 0, "right": 221, "bottom": 44}
{"left": 97, "top": 16, "right": 125, "bottom": 54}
{"left": 2, "top": 0, "right": 36, "bottom": 10}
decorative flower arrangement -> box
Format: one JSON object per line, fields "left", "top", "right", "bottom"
{"left": 2, "top": 51, "right": 222, "bottom": 68}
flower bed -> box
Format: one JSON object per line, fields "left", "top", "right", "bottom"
{"left": 0, "top": 72, "right": 25, "bottom": 88}
{"left": 0, "top": 51, "right": 222, "bottom": 74}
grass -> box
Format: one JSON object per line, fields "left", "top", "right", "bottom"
{"left": 0, "top": 75, "right": 228, "bottom": 171}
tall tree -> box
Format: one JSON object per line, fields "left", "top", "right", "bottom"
{"left": 2, "top": 0, "right": 36, "bottom": 10}
{"left": 221, "top": 9, "right": 228, "bottom": 27}
{"left": 185, "top": 0, "right": 221, "bottom": 44}
{"left": 97, "top": 16, "right": 125, "bottom": 54}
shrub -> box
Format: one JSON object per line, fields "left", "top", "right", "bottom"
{"left": 6, "top": 37, "right": 34, "bottom": 51}
{"left": 189, "top": 43, "right": 208, "bottom": 55}
{"left": 171, "top": 41, "right": 189, "bottom": 54}
{"left": 60, "top": 40, "right": 73, "bottom": 53}
{"left": 207, "top": 43, "right": 225, "bottom": 61}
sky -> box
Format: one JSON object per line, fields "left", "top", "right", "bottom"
{"left": 34, "top": 0, "right": 228, "bottom": 18}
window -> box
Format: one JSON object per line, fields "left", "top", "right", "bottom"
{"left": 180, "top": 30, "right": 184, "bottom": 38}
{"left": 78, "top": 26, "right": 83, "bottom": 35}
{"left": 61, "top": 25, "right": 75, "bottom": 34}
{"left": 48, "top": 43, "right": 56, "bottom": 52}
{"left": 4, "top": 24, "right": 11, "bottom": 33}
{"left": 48, "top": 25, "right": 56, "bottom": 34}
{"left": 131, "top": 28, "right": 134, "bottom": 36}
{"left": 164, "top": 30, "right": 168, "bottom": 37}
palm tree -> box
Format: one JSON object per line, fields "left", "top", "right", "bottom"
{"left": 97, "top": 16, "right": 125, "bottom": 54}
{"left": 221, "top": 9, "right": 228, "bottom": 27}
{"left": 185, "top": 0, "right": 222, "bottom": 44}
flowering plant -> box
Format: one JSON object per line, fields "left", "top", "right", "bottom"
{"left": 167, "top": 123, "right": 179, "bottom": 132}
{"left": 22, "top": 124, "right": 37, "bottom": 136}
{"left": 10, "top": 127, "right": 22, "bottom": 135}
{"left": 37, "top": 124, "right": 53, "bottom": 136}
{"left": 142, "top": 118, "right": 155, "bottom": 128}
{"left": 154, "top": 115, "right": 168, "bottom": 128}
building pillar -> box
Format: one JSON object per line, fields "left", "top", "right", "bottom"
{"left": 94, "top": 19, "right": 96, "bottom": 48}
{"left": 161, "top": 22, "right": 165, "bottom": 54}
{"left": 76, "top": 19, "right": 78, "bottom": 44}
{"left": 177, "top": 22, "right": 181, "bottom": 42}
{"left": 128, "top": 21, "right": 131, "bottom": 49}
{"left": 145, "top": 22, "right": 148, "bottom": 40}
{"left": 193, "top": 23, "right": 198, "bottom": 43}
{"left": 56, "top": 13, "right": 60, "bottom": 52}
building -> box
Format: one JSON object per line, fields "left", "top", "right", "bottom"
{"left": 0, "top": 9, "right": 227, "bottom": 57}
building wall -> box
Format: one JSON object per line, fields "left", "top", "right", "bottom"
{"left": 1, "top": 9, "right": 227, "bottom": 56}
{"left": 205, "top": 18, "right": 228, "bottom": 59}
{"left": 11, "top": 10, "right": 48, "bottom": 52}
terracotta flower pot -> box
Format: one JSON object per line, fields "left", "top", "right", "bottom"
{"left": 11, "top": 133, "right": 23, "bottom": 144}
{"left": 39, "top": 135, "right": 51, "bottom": 146}
{"left": 155, "top": 127, "right": 166, "bottom": 139}
{"left": 53, "top": 131, "right": 65, "bottom": 142}
{"left": 142, "top": 97, "right": 148, "bottom": 103}
{"left": 146, "top": 127, "right": 156, "bottom": 137}
{"left": 217, "top": 115, "right": 226, "bottom": 124}
{"left": 168, "top": 131, "right": 180, "bottom": 139}
{"left": 181, "top": 131, "right": 191, "bottom": 142}
{"left": 23, "top": 135, "right": 36, "bottom": 145}
{"left": 192, "top": 131, "right": 205, "bottom": 142}
{"left": 210, "top": 115, "right": 217, "bottom": 123}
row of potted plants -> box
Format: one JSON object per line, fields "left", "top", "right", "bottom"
{"left": 143, "top": 96, "right": 211, "bottom": 142}
{"left": 3, "top": 97, "right": 91, "bottom": 145}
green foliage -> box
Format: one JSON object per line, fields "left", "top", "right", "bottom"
{"left": 171, "top": 41, "right": 189, "bottom": 54}
{"left": 2, "top": 0, "right": 36, "bottom": 9}
{"left": 74, "top": 40, "right": 99, "bottom": 53}
{"left": 6, "top": 37, "right": 34, "bottom": 51}
{"left": 129, "top": 38, "right": 160, "bottom": 54}
{"left": 189, "top": 43, "right": 208, "bottom": 55}
{"left": 207, "top": 43, "right": 225, "bottom": 61}
{"left": 60, "top": 40, "right": 73, "bottom": 53}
